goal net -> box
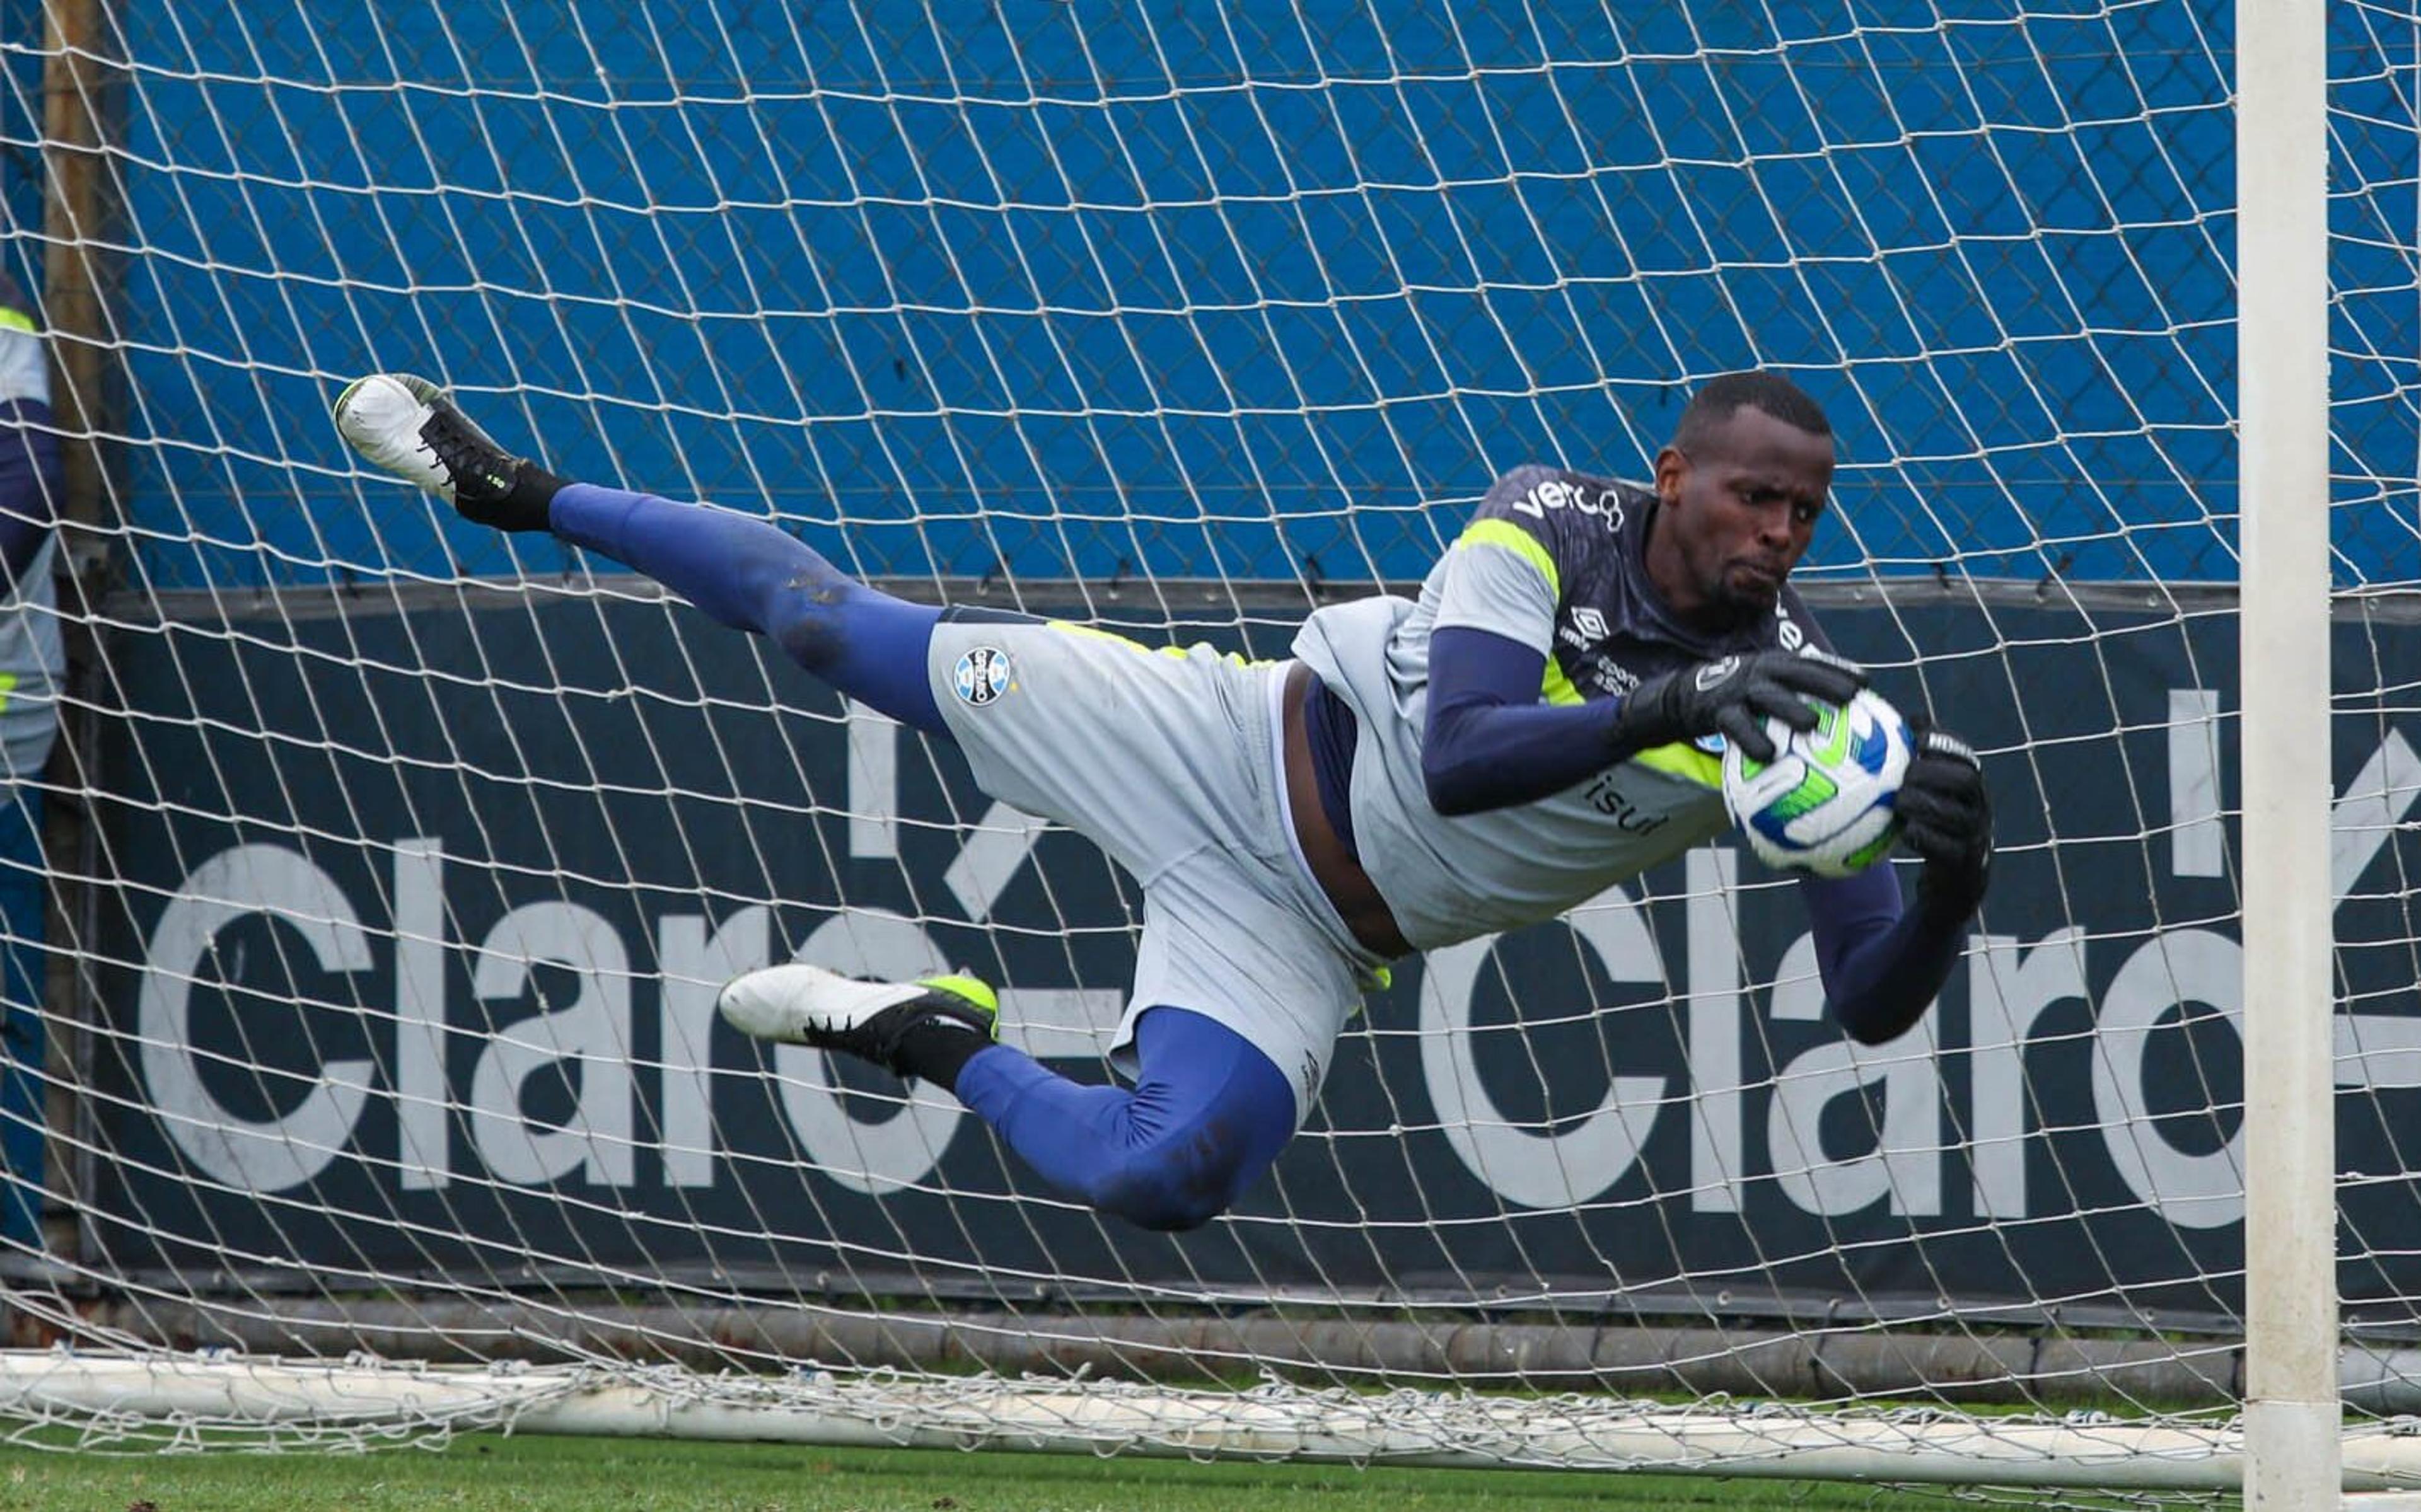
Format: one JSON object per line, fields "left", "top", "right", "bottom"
{"left": 0, "top": 0, "right": 2412, "bottom": 1498}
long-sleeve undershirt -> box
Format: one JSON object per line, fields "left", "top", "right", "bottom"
{"left": 1424, "top": 625, "right": 1627, "bottom": 815}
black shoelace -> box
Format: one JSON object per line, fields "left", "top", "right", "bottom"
{"left": 417, "top": 405, "right": 516, "bottom": 504}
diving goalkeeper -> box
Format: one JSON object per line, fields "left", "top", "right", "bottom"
{"left": 335, "top": 369, "right": 1991, "bottom": 1232}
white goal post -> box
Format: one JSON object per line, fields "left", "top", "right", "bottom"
{"left": 2236, "top": 0, "right": 2337, "bottom": 1505}
{"left": 0, "top": 1, "right": 2404, "bottom": 1503}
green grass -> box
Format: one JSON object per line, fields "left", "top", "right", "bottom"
{"left": 0, "top": 1433, "right": 2001, "bottom": 1511}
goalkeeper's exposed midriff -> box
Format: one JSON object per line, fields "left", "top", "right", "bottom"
{"left": 1279, "top": 661, "right": 1412, "bottom": 961}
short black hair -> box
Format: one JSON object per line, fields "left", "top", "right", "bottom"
{"left": 1672, "top": 370, "right": 1832, "bottom": 451}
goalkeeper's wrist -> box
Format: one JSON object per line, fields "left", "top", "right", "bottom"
{"left": 1603, "top": 676, "right": 1678, "bottom": 762}
{"left": 1915, "top": 858, "right": 1987, "bottom": 926}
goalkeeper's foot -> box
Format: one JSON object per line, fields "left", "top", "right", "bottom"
{"left": 334, "top": 372, "right": 559, "bottom": 529}
{"left": 716, "top": 964, "right": 999, "bottom": 1081}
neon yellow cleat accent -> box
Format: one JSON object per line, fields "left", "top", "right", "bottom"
{"left": 914, "top": 974, "right": 1000, "bottom": 1036}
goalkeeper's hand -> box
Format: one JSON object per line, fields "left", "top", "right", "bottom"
{"left": 1610, "top": 648, "right": 1867, "bottom": 765}
{"left": 1899, "top": 720, "right": 1992, "bottom": 920}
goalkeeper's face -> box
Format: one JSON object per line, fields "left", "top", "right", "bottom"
{"left": 1651, "top": 407, "right": 1834, "bottom": 627}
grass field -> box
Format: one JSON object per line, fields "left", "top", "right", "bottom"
{"left": 0, "top": 1432, "right": 2066, "bottom": 1511}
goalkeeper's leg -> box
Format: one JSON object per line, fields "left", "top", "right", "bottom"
{"left": 719, "top": 961, "right": 1294, "bottom": 1232}
{"left": 954, "top": 1005, "right": 1296, "bottom": 1232}
{"left": 332, "top": 372, "right": 984, "bottom": 733}
{"left": 342, "top": 373, "right": 1316, "bottom": 1229}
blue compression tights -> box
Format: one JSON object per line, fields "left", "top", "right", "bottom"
{"left": 550, "top": 482, "right": 949, "bottom": 733}
{"left": 548, "top": 483, "right": 1301, "bottom": 1228}
{"left": 955, "top": 1006, "right": 1298, "bottom": 1232}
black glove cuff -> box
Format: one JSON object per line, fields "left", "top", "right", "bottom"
{"left": 1603, "top": 672, "right": 1676, "bottom": 761}
{"left": 1915, "top": 855, "right": 1989, "bottom": 925}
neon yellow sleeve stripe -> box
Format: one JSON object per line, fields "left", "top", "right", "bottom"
{"left": 1540, "top": 656, "right": 1582, "bottom": 707}
{"left": 1630, "top": 741, "right": 1724, "bottom": 789}
{"left": 1454, "top": 518, "right": 1559, "bottom": 598}
{"left": 1047, "top": 620, "right": 1146, "bottom": 650}
{"left": 1046, "top": 619, "right": 1260, "bottom": 667}
{"left": 1449, "top": 522, "right": 1576, "bottom": 703}
{"left": 0, "top": 309, "right": 34, "bottom": 335}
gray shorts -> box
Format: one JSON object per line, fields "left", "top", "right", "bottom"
{"left": 925, "top": 619, "right": 1381, "bottom": 1123}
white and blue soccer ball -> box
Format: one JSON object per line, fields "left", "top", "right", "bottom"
{"left": 1720, "top": 686, "right": 1913, "bottom": 877}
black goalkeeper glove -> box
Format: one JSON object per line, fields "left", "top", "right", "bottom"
{"left": 1899, "top": 720, "right": 1993, "bottom": 921}
{"left": 1610, "top": 648, "right": 1868, "bottom": 765}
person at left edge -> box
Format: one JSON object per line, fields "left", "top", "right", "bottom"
{"left": 0, "top": 270, "right": 64, "bottom": 1252}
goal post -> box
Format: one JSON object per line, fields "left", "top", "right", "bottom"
{"left": 2236, "top": 0, "right": 2338, "bottom": 1506}
{"left": 0, "top": 1, "right": 2406, "bottom": 1501}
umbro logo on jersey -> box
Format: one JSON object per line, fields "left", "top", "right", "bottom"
{"left": 1559, "top": 607, "right": 1608, "bottom": 653}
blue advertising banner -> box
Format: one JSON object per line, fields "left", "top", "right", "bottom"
{"left": 86, "top": 586, "right": 2421, "bottom": 1330}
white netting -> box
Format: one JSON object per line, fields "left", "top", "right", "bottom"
{"left": 0, "top": 0, "right": 2403, "bottom": 1498}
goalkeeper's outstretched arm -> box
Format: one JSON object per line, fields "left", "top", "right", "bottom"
{"left": 1799, "top": 727, "right": 1993, "bottom": 1045}
{"left": 1421, "top": 623, "right": 1867, "bottom": 814}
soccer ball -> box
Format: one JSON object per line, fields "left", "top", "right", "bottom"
{"left": 1721, "top": 687, "right": 1913, "bottom": 877}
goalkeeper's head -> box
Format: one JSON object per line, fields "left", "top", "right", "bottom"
{"left": 1649, "top": 370, "right": 1835, "bottom": 630}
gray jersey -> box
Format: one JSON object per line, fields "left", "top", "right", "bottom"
{"left": 0, "top": 315, "right": 59, "bottom": 782}
{"left": 1291, "top": 465, "right": 1830, "bottom": 952}
{"left": 0, "top": 533, "right": 60, "bottom": 780}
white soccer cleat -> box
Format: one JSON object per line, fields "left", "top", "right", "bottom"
{"left": 716, "top": 963, "right": 999, "bottom": 1078}
{"left": 332, "top": 372, "right": 519, "bottom": 505}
